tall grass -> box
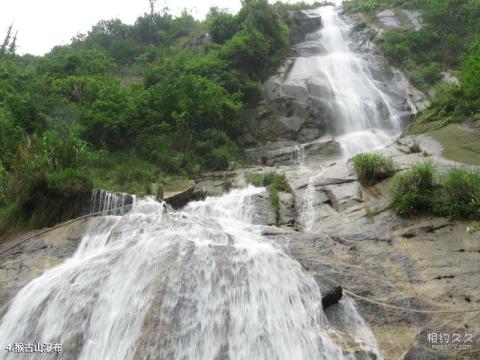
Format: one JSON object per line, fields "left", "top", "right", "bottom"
{"left": 434, "top": 168, "right": 480, "bottom": 219}
{"left": 351, "top": 153, "right": 396, "bottom": 186}
{"left": 246, "top": 171, "right": 291, "bottom": 191}
{"left": 390, "top": 162, "right": 437, "bottom": 217}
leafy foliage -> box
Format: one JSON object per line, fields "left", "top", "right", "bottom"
{"left": 273, "top": 1, "right": 334, "bottom": 11}
{"left": 0, "top": 0, "right": 291, "bottom": 235}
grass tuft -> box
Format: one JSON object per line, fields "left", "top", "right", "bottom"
{"left": 350, "top": 153, "right": 396, "bottom": 186}
{"left": 390, "top": 162, "right": 437, "bottom": 217}
{"left": 434, "top": 168, "right": 480, "bottom": 219}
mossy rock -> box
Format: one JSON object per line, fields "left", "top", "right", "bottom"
{"left": 22, "top": 170, "right": 93, "bottom": 228}
{"left": 159, "top": 179, "right": 196, "bottom": 209}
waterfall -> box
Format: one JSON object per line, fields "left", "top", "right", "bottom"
{"left": 286, "top": 4, "right": 406, "bottom": 157}
{"left": 302, "top": 176, "right": 319, "bottom": 231}
{"left": 89, "top": 189, "right": 134, "bottom": 216}
{"left": 0, "top": 4, "right": 393, "bottom": 359}
{"left": 0, "top": 187, "right": 380, "bottom": 359}
{"left": 293, "top": 144, "right": 306, "bottom": 167}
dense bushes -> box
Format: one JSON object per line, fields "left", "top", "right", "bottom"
{"left": 458, "top": 41, "right": 480, "bottom": 117}
{"left": 0, "top": 122, "right": 92, "bottom": 235}
{"left": 390, "top": 162, "right": 437, "bottom": 216}
{"left": 390, "top": 163, "right": 480, "bottom": 219}
{"left": 23, "top": 169, "right": 92, "bottom": 228}
{"left": 350, "top": 153, "right": 396, "bottom": 186}
{"left": 435, "top": 168, "right": 480, "bottom": 219}
{"left": 0, "top": 0, "right": 289, "bottom": 197}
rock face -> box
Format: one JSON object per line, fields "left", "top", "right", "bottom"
{"left": 347, "top": 12, "right": 428, "bottom": 112}
{"left": 314, "top": 274, "right": 343, "bottom": 309}
{"left": 245, "top": 138, "right": 341, "bottom": 166}
{"left": 249, "top": 190, "right": 296, "bottom": 226}
{"left": 0, "top": 220, "right": 87, "bottom": 314}
{"left": 254, "top": 9, "right": 416, "bottom": 152}
{"left": 161, "top": 179, "right": 196, "bottom": 209}
{"left": 376, "top": 9, "right": 404, "bottom": 29}
{"left": 376, "top": 9, "right": 423, "bottom": 32}
{"left": 281, "top": 10, "right": 322, "bottom": 44}
{"left": 286, "top": 141, "right": 480, "bottom": 360}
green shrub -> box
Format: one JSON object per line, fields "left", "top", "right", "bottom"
{"left": 343, "top": 0, "right": 381, "bottom": 13}
{"left": 0, "top": 202, "right": 26, "bottom": 241}
{"left": 87, "top": 152, "right": 160, "bottom": 195}
{"left": 390, "top": 162, "right": 437, "bottom": 216}
{"left": 273, "top": 1, "right": 334, "bottom": 11}
{"left": 0, "top": 163, "right": 7, "bottom": 205}
{"left": 246, "top": 171, "right": 290, "bottom": 191}
{"left": 45, "top": 168, "right": 92, "bottom": 189}
{"left": 23, "top": 169, "right": 93, "bottom": 228}
{"left": 434, "top": 168, "right": 480, "bottom": 219}
{"left": 351, "top": 153, "right": 396, "bottom": 186}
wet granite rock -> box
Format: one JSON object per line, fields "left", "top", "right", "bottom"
{"left": 314, "top": 274, "right": 343, "bottom": 309}
{"left": 282, "top": 10, "right": 322, "bottom": 44}
{"left": 162, "top": 180, "right": 196, "bottom": 209}
{"left": 250, "top": 190, "right": 296, "bottom": 226}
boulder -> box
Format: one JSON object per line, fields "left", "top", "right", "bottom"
{"left": 283, "top": 10, "right": 322, "bottom": 44}
{"left": 250, "top": 192, "right": 277, "bottom": 226}
{"left": 314, "top": 274, "right": 343, "bottom": 309}
{"left": 162, "top": 180, "right": 196, "bottom": 209}
{"left": 278, "top": 191, "right": 295, "bottom": 226}
{"left": 249, "top": 190, "right": 295, "bottom": 226}
{"left": 402, "top": 345, "right": 453, "bottom": 360}
{"left": 244, "top": 139, "right": 300, "bottom": 166}
{"left": 376, "top": 10, "right": 403, "bottom": 29}
{"left": 306, "top": 79, "right": 335, "bottom": 99}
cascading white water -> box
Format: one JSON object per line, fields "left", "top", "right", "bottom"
{"left": 302, "top": 177, "right": 323, "bottom": 232}
{"left": 0, "top": 4, "right": 392, "bottom": 358}
{"left": 287, "top": 4, "right": 405, "bottom": 157}
{"left": 0, "top": 187, "right": 380, "bottom": 359}
{"left": 90, "top": 189, "right": 133, "bottom": 216}
{"left": 293, "top": 144, "right": 306, "bottom": 167}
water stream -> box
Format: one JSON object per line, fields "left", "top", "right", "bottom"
{"left": 0, "top": 3, "right": 409, "bottom": 359}
{"left": 0, "top": 187, "right": 380, "bottom": 359}
{"left": 287, "top": 4, "right": 406, "bottom": 157}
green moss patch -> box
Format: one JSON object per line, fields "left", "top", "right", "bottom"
{"left": 429, "top": 124, "right": 480, "bottom": 165}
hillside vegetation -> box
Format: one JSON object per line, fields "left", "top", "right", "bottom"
{"left": 0, "top": 0, "right": 290, "bottom": 235}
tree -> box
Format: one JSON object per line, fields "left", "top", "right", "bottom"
{"left": 207, "top": 8, "right": 239, "bottom": 44}
{"left": 148, "top": 0, "right": 158, "bottom": 16}
{"left": 0, "top": 25, "right": 17, "bottom": 57}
